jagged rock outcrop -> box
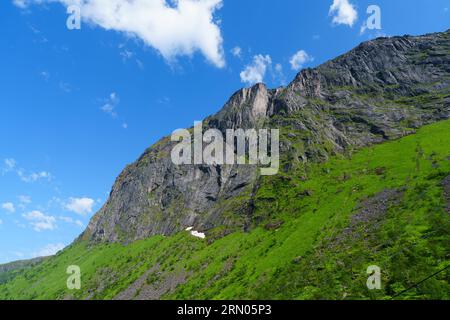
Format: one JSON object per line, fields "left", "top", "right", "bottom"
{"left": 207, "top": 83, "right": 282, "bottom": 130}
{"left": 81, "top": 30, "right": 449, "bottom": 244}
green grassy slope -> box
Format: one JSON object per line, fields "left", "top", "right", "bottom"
{"left": 1, "top": 120, "right": 449, "bottom": 300}
{"left": 0, "top": 257, "right": 48, "bottom": 286}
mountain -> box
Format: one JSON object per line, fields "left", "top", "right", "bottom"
{"left": 81, "top": 30, "right": 449, "bottom": 244}
{"left": 0, "top": 30, "right": 449, "bottom": 300}
{"left": 0, "top": 257, "right": 48, "bottom": 285}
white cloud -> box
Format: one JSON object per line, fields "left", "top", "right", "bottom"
{"left": 101, "top": 92, "right": 120, "bottom": 117}
{"left": 18, "top": 195, "right": 31, "bottom": 210}
{"left": 120, "top": 49, "right": 134, "bottom": 61}
{"left": 4, "top": 158, "right": 16, "bottom": 170}
{"left": 329, "top": 0, "right": 358, "bottom": 27}
{"left": 13, "top": 0, "right": 28, "bottom": 8}
{"left": 275, "top": 63, "right": 283, "bottom": 72}
{"left": 289, "top": 50, "right": 314, "bottom": 71}
{"left": 240, "top": 54, "right": 272, "bottom": 86}
{"left": 40, "top": 71, "right": 50, "bottom": 81}
{"left": 14, "top": 0, "right": 226, "bottom": 68}
{"left": 18, "top": 195, "right": 32, "bottom": 204}
{"left": 23, "top": 210, "right": 57, "bottom": 232}
{"left": 0, "top": 219, "right": 3, "bottom": 225}
{"left": 360, "top": 22, "right": 367, "bottom": 35}
{"left": 1, "top": 202, "right": 15, "bottom": 213}
{"left": 273, "top": 63, "right": 287, "bottom": 86}
{"left": 17, "top": 170, "right": 52, "bottom": 183}
{"left": 33, "top": 243, "right": 65, "bottom": 257}
{"left": 65, "top": 197, "right": 95, "bottom": 216}
{"left": 2, "top": 158, "right": 16, "bottom": 175}
{"left": 59, "top": 81, "right": 73, "bottom": 93}
{"left": 136, "top": 59, "right": 144, "bottom": 69}
{"left": 231, "top": 46, "right": 242, "bottom": 58}
{"left": 3, "top": 158, "right": 52, "bottom": 183}
{"left": 157, "top": 96, "right": 171, "bottom": 105}
{"left": 59, "top": 216, "right": 84, "bottom": 227}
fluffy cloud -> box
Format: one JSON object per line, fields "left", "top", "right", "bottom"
{"left": 272, "top": 63, "right": 287, "bottom": 86}
{"left": 59, "top": 216, "right": 84, "bottom": 227}
{"left": 40, "top": 71, "right": 50, "bottom": 81}
{"left": 2, "top": 158, "right": 16, "bottom": 175}
{"left": 18, "top": 195, "right": 31, "bottom": 204}
{"left": 1, "top": 202, "right": 15, "bottom": 213}
{"left": 231, "top": 46, "right": 242, "bottom": 58}
{"left": 289, "top": 50, "right": 314, "bottom": 71}
{"left": 12, "top": 0, "right": 29, "bottom": 8}
{"left": 23, "top": 210, "right": 57, "bottom": 232}
{"left": 65, "top": 197, "right": 95, "bottom": 216}
{"left": 33, "top": 243, "right": 65, "bottom": 257}
{"left": 329, "top": 0, "right": 358, "bottom": 27}
{"left": 17, "top": 170, "right": 52, "bottom": 183}
{"left": 240, "top": 54, "right": 272, "bottom": 86}
{"left": 4, "top": 158, "right": 16, "bottom": 170}
{"left": 120, "top": 49, "right": 134, "bottom": 61}
{"left": 101, "top": 92, "right": 120, "bottom": 117}
{"left": 17, "top": 195, "right": 31, "bottom": 210}
{"left": 3, "top": 158, "right": 52, "bottom": 183}
{"left": 100, "top": 93, "right": 129, "bottom": 128}
{"left": 13, "top": 0, "right": 225, "bottom": 68}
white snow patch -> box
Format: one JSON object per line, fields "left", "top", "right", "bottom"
{"left": 185, "top": 226, "right": 206, "bottom": 239}
{"left": 190, "top": 231, "right": 206, "bottom": 239}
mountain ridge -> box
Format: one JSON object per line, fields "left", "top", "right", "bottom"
{"left": 81, "top": 29, "right": 449, "bottom": 244}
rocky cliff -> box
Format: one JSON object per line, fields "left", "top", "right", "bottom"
{"left": 81, "top": 30, "right": 449, "bottom": 244}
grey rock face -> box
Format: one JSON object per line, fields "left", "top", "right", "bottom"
{"left": 81, "top": 30, "right": 450, "bottom": 244}
{"left": 334, "top": 189, "right": 405, "bottom": 246}
{"left": 206, "top": 83, "right": 282, "bottom": 130}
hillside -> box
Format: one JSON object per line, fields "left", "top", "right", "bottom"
{"left": 0, "top": 30, "right": 448, "bottom": 300}
{"left": 0, "top": 257, "right": 48, "bottom": 286}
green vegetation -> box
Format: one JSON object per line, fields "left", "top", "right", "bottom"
{"left": 0, "top": 120, "right": 449, "bottom": 300}
{"left": 0, "top": 258, "right": 48, "bottom": 286}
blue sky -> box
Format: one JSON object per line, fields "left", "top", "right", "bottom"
{"left": 0, "top": 0, "right": 448, "bottom": 264}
